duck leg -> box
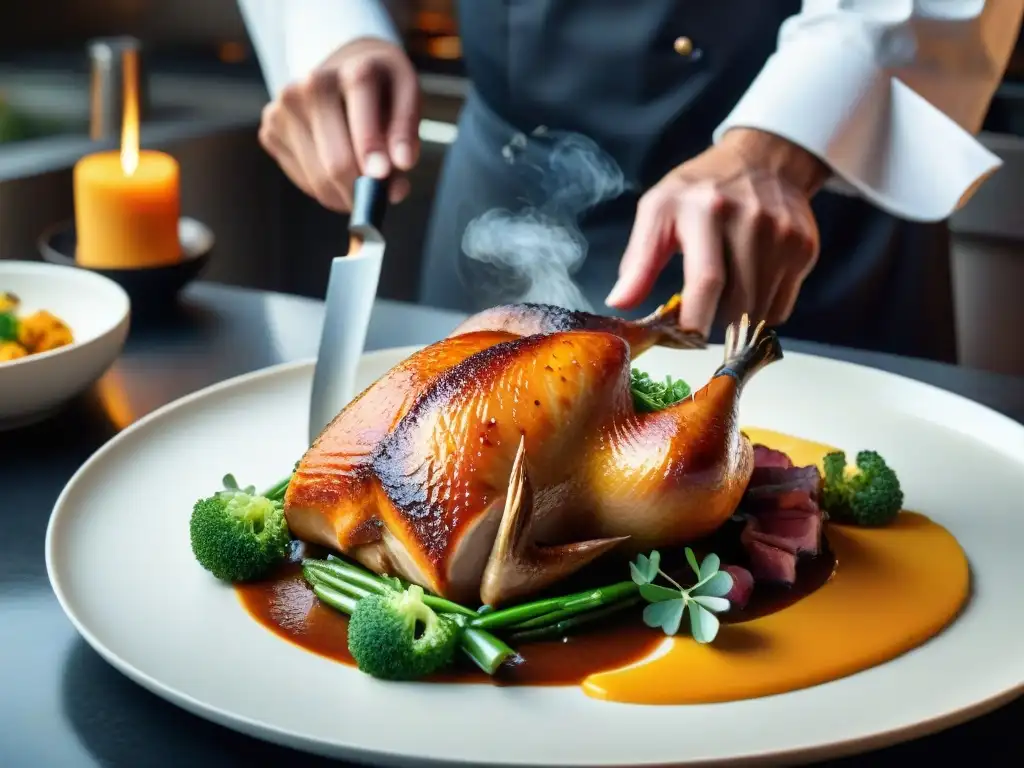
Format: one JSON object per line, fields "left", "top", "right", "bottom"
{"left": 480, "top": 436, "right": 628, "bottom": 607}
{"left": 579, "top": 314, "right": 784, "bottom": 551}
{"left": 448, "top": 293, "right": 705, "bottom": 356}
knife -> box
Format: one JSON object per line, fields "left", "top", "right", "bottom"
{"left": 308, "top": 176, "right": 389, "bottom": 445}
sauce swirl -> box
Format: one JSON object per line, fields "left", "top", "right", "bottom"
{"left": 236, "top": 428, "right": 970, "bottom": 703}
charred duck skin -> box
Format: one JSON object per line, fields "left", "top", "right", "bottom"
{"left": 285, "top": 300, "right": 780, "bottom": 607}
{"left": 286, "top": 298, "right": 690, "bottom": 559}
{"left": 448, "top": 293, "right": 706, "bottom": 355}
{"left": 284, "top": 330, "right": 518, "bottom": 556}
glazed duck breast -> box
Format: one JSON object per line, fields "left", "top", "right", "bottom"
{"left": 284, "top": 296, "right": 782, "bottom": 607}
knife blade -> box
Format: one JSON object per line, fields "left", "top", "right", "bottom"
{"left": 308, "top": 176, "right": 389, "bottom": 445}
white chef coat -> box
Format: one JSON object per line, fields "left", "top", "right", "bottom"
{"left": 237, "top": 0, "right": 1023, "bottom": 223}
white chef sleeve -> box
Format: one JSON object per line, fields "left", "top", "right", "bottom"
{"left": 713, "top": 0, "right": 1024, "bottom": 221}
{"left": 237, "top": 0, "right": 400, "bottom": 98}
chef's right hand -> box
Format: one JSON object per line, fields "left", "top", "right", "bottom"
{"left": 258, "top": 38, "right": 420, "bottom": 212}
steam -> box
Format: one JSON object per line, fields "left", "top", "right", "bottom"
{"left": 461, "top": 128, "right": 628, "bottom": 311}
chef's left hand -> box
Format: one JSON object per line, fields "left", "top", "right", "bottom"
{"left": 605, "top": 128, "right": 830, "bottom": 336}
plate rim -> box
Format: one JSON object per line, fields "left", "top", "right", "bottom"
{"left": 44, "top": 345, "right": 1024, "bottom": 767}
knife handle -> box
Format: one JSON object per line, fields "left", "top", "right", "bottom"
{"left": 349, "top": 176, "right": 389, "bottom": 236}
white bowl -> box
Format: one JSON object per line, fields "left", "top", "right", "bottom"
{"left": 0, "top": 260, "right": 130, "bottom": 429}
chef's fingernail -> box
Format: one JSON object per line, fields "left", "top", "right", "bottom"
{"left": 392, "top": 141, "right": 414, "bottom": 170}
{"left": 605, "top": 281, "right": 628, "bottom": 306}
{"left": 364, "top": 152, "right": 389, "bottom": 179}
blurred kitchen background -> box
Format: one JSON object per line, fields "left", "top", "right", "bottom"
{"left": 0, "top": 1, "right": 1022, "bottom": 375}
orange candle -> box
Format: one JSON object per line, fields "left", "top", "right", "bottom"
{"left": 73, "top": 149, "right": 181, "bottom": 268}
{"left": 72, "top": 46, "right": 181, "bottom": 269}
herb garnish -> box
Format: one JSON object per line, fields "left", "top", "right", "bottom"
{"left": 630, "top": 368, "right": 691, "bottom": 412}
{"left": 0, "top": 312, "right": 18, "bottom": 342}
{"left": 630, "top": 548, "right": 733, "bottom": 643}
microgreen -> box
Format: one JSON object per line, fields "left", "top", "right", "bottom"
{"left": 630, "top": 547, "right": 733, "bottom": 644}
{"left": 630, "top": 369, "right": 691, "bottom": 412}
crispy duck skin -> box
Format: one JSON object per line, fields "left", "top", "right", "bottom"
{"left": 285, "top": 330, "right": 518, "bottom": 553}
{"left": 285, "top": 300, "right": 780, "bottom": 607}
{"left": 286, "top": 297, "right": 691, "bottom": 556}
{"left": 448, "top": 293, "right": 706, "bottom": 355}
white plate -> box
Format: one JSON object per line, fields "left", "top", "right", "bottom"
{"left": 46, "top": 344, "right": 1024, "bottom": 766}
{"left": 0, "top": 260, "right": 130, "bottom": 428}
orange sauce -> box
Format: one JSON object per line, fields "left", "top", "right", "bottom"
{"left": 237, "top": 428, "right": 970, "bottom": 704}
{"left": 582, "top": 427, "right": 971, "bottom": 704}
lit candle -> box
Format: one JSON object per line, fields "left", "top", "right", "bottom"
{"left": 73, "top": 48, "right": 180, "bottom": 269}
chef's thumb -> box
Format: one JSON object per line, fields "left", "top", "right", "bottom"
{"left": 387, "top": 62, "right": 421, "bottom": 173}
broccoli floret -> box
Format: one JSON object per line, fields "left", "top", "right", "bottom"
{"left": 821, "top": 449, "right": 904, "bottom": 527}
{"left": 346, "top": 584, "right": 460, "bottom": 680}
{"left": 189, "top": 475, "right": 291, "bottom": 582}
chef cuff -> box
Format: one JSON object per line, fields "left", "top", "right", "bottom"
{"left": 284, "top": 0, "right": 402, "bottom": 84}
{"left": 712, "top": 28, "right": 1002, "bottom": 223}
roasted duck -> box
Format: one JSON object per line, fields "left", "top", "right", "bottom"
{"left": 447, "top": 293, "right": 704, "bottom": 355}
{"left": 285, "top": 295, "right": 782, "bottom": 606}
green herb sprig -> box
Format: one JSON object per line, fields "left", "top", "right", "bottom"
{"left": 630, "top": 368, "right": 691, "bottom": 412}
{"left": 0, "top": 312, "right": 18, "bottom": 342}
{"left": 630, "top": 548, "right": 733, "bottom": 644}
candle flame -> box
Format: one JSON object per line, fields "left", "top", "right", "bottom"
{"left": 120, "top": 48, "right": 139, "bottom": 176}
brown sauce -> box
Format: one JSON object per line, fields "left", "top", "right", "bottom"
{"left": 727, "top": 548, "right": 837, "bottom": 623}
{"left": 236, "top": 540, "right": 837, "bottom": 686}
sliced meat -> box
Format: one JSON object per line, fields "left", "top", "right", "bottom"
{"left": 737, "top": 504, "right": 823, "bottom": 585}
{"left": 741, "top": 537, "right": 798, "bottom": 584}
{"left": 744, "top": 486, "right": 817, "bottom": 512}
{"left": 740, "top": 504, "right": 822, "bottom": 556}
{"left": 722, "top": 565, "right": 754, "bottom": 610}
{"left": 737, "top": 447, "right": 826, "bottom": 585}
{"left": 747, "top": 465, "right": 823, "bottom": 501}
{"left": 754, "top": 507, "right": 822, "bottom": 554}
{"left": 752, "top": 444, "right": 793, "bottom": 469}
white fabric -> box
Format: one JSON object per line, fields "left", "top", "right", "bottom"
{"left": 237, "top": 0, "right": 1024, "bottom": 221}
{"left": 714, "top": 0, "right": 1024, "bottom": 221}
{"left": 237, "top": 0, "right": 399, "bottom": 98}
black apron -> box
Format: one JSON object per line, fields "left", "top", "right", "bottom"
{"left": 417, "top": 0, "right": 957, "bottom": 363}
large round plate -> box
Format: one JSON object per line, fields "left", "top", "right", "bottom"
{"left": 46, "top": 344, "right": 1024, "bottom": 766}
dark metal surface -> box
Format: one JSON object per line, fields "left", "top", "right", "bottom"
{"left": 86, "top": 36, "right": 150, "bottom": 141}
{"left": 0, "top": 281, "right": 1021, "bottom": 767}
{"left": 350, "top": 175, "right": 391, "bottom": 236}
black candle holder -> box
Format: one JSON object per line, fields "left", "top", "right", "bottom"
{"left": 38, "top": 217, "right": 214, "bottom": 315}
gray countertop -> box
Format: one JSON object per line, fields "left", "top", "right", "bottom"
{"left": 0, "top": 281, "right": 1021, "bottom": 767}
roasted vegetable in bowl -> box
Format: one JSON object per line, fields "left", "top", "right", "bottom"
{"left": 0, "top": 291, "right": 74, "bottom": 361}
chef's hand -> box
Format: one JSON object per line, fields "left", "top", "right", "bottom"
{"left": 258, "top": 38, "right": 420, "bottom": 211}
{"left": 606, "top": 128, "right": 830, "bottom": 336}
